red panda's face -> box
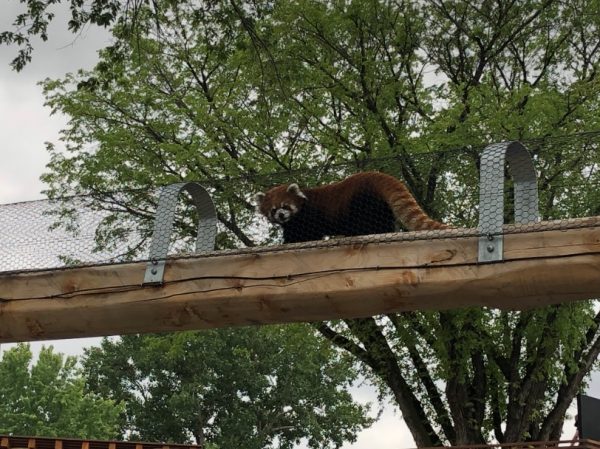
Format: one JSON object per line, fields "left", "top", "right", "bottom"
{"left": 254, "top": 183, "right": 307, "bottom": 224}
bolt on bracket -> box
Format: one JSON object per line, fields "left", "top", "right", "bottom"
{"left": 143, "top": 182, "right": 217, "bottom": 285}
{"left": 478, "top": 141, "right": 540, "bottom": 263}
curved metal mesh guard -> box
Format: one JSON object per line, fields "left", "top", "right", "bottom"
{"left": 1, "top": 134, "right": 600, "bottom": 273}
{"left": 478, "top": 141, "right": 539, "bottom": 262}
{"left": 144, "top": 182, "right": 216, "bottom": 284}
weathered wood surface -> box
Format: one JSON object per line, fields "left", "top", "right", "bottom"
{"left": 1, "top": 217, "right": 600, "bottom": 343}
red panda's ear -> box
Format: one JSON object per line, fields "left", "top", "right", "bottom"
{"left": 254, "top": 192, "right": 266, "bottom": 206}
{"left": 287, "top": 183, "right": 307, "bottom": 200}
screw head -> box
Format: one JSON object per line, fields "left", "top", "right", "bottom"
{"left": 151, "top": 268, "right": 158, "bottom": 275}
{"left": 487, "top": 244, "right": 495, "bottom": 252}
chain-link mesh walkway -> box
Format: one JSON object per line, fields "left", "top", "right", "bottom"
{"left": 2, "top": 132, "right": 600, "bottom": 273}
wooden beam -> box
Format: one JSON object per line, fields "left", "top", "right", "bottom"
{"left": 1, "top": 218, "right": 600, "bottom": 343}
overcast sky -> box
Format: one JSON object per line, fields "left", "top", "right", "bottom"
{"left": 0, "top": 4, "right": 111, "bottom": 204}
{"left": 0, "top": 2, "right": 117, "bottom": 421}
{"left": 0, "top": 1, "right": 596, "bottom": 445}
{"left": 0, "top": 0, "right": 114, "bottom": 405}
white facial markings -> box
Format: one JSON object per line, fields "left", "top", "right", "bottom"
{"left": 261, "top": 185, "right": 307, "bottom": 225}
{"left": 268, "top": 201, "right": 297, "bottom": 224}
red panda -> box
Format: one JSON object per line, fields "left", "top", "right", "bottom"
{"left": 255, "top": 171, "right": 448, "bottom": 243}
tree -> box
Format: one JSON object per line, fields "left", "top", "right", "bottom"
{"left": 81, "top": 326, "right": 372, "bottom": 448}
{"left": 0, "top": 343, "right": 122, "bottom": 438}
{"left": 15, "top": 0, "right": 600, "bottom": 445}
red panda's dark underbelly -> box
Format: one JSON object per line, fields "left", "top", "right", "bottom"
{"left": 281, "top": 191, "right": 396, "bottom": 243}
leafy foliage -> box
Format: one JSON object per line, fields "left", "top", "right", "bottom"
{"left": 82, "top": 326, "right": 372, "bottom": 448}
{"left": 0, "top": 344, "right": 122, "bottom": 438}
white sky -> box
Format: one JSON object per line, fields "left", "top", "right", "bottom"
{"left": 0, "top": 0, "right": 113, "bottom": 399}
{"left": 0, "top": 1, "right": 596, "bottom": 446}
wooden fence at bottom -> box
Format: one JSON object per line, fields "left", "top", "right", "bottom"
{"left": 0, "top": 436, "right": 200, "bottom": 449}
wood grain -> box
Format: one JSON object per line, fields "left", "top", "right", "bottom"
{"left": 1, "top": 218, "right": 600, "bottom": 343}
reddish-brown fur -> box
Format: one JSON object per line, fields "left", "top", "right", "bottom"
{"left": 256, "top": 171, "right": 448, "bottom": 243}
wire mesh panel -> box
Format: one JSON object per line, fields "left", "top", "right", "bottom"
{"left": 0, "top": 198, "right": 113, "bottom": 272}
{"left": 2, "top": 134, "right": 600, "bottom": 274}
{"left": 478, "top": 141, "right": 539, "bottom": 262}
{"left": 0, "top": 186, "right": 216, "bottom": 273}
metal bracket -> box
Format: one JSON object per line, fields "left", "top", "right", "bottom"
{"left": 144, "top": 182, "right": 217, "bottom": 285}
{"left": 478, "top": 141, "right": 540, "bottom": 263}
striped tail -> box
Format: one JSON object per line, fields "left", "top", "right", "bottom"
{"left": 371, "top": 173, "right": 449, "bottom": 231}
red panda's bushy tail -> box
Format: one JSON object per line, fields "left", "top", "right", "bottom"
{"left": 369, "top": 172, "right": 450, "bottom": 231}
